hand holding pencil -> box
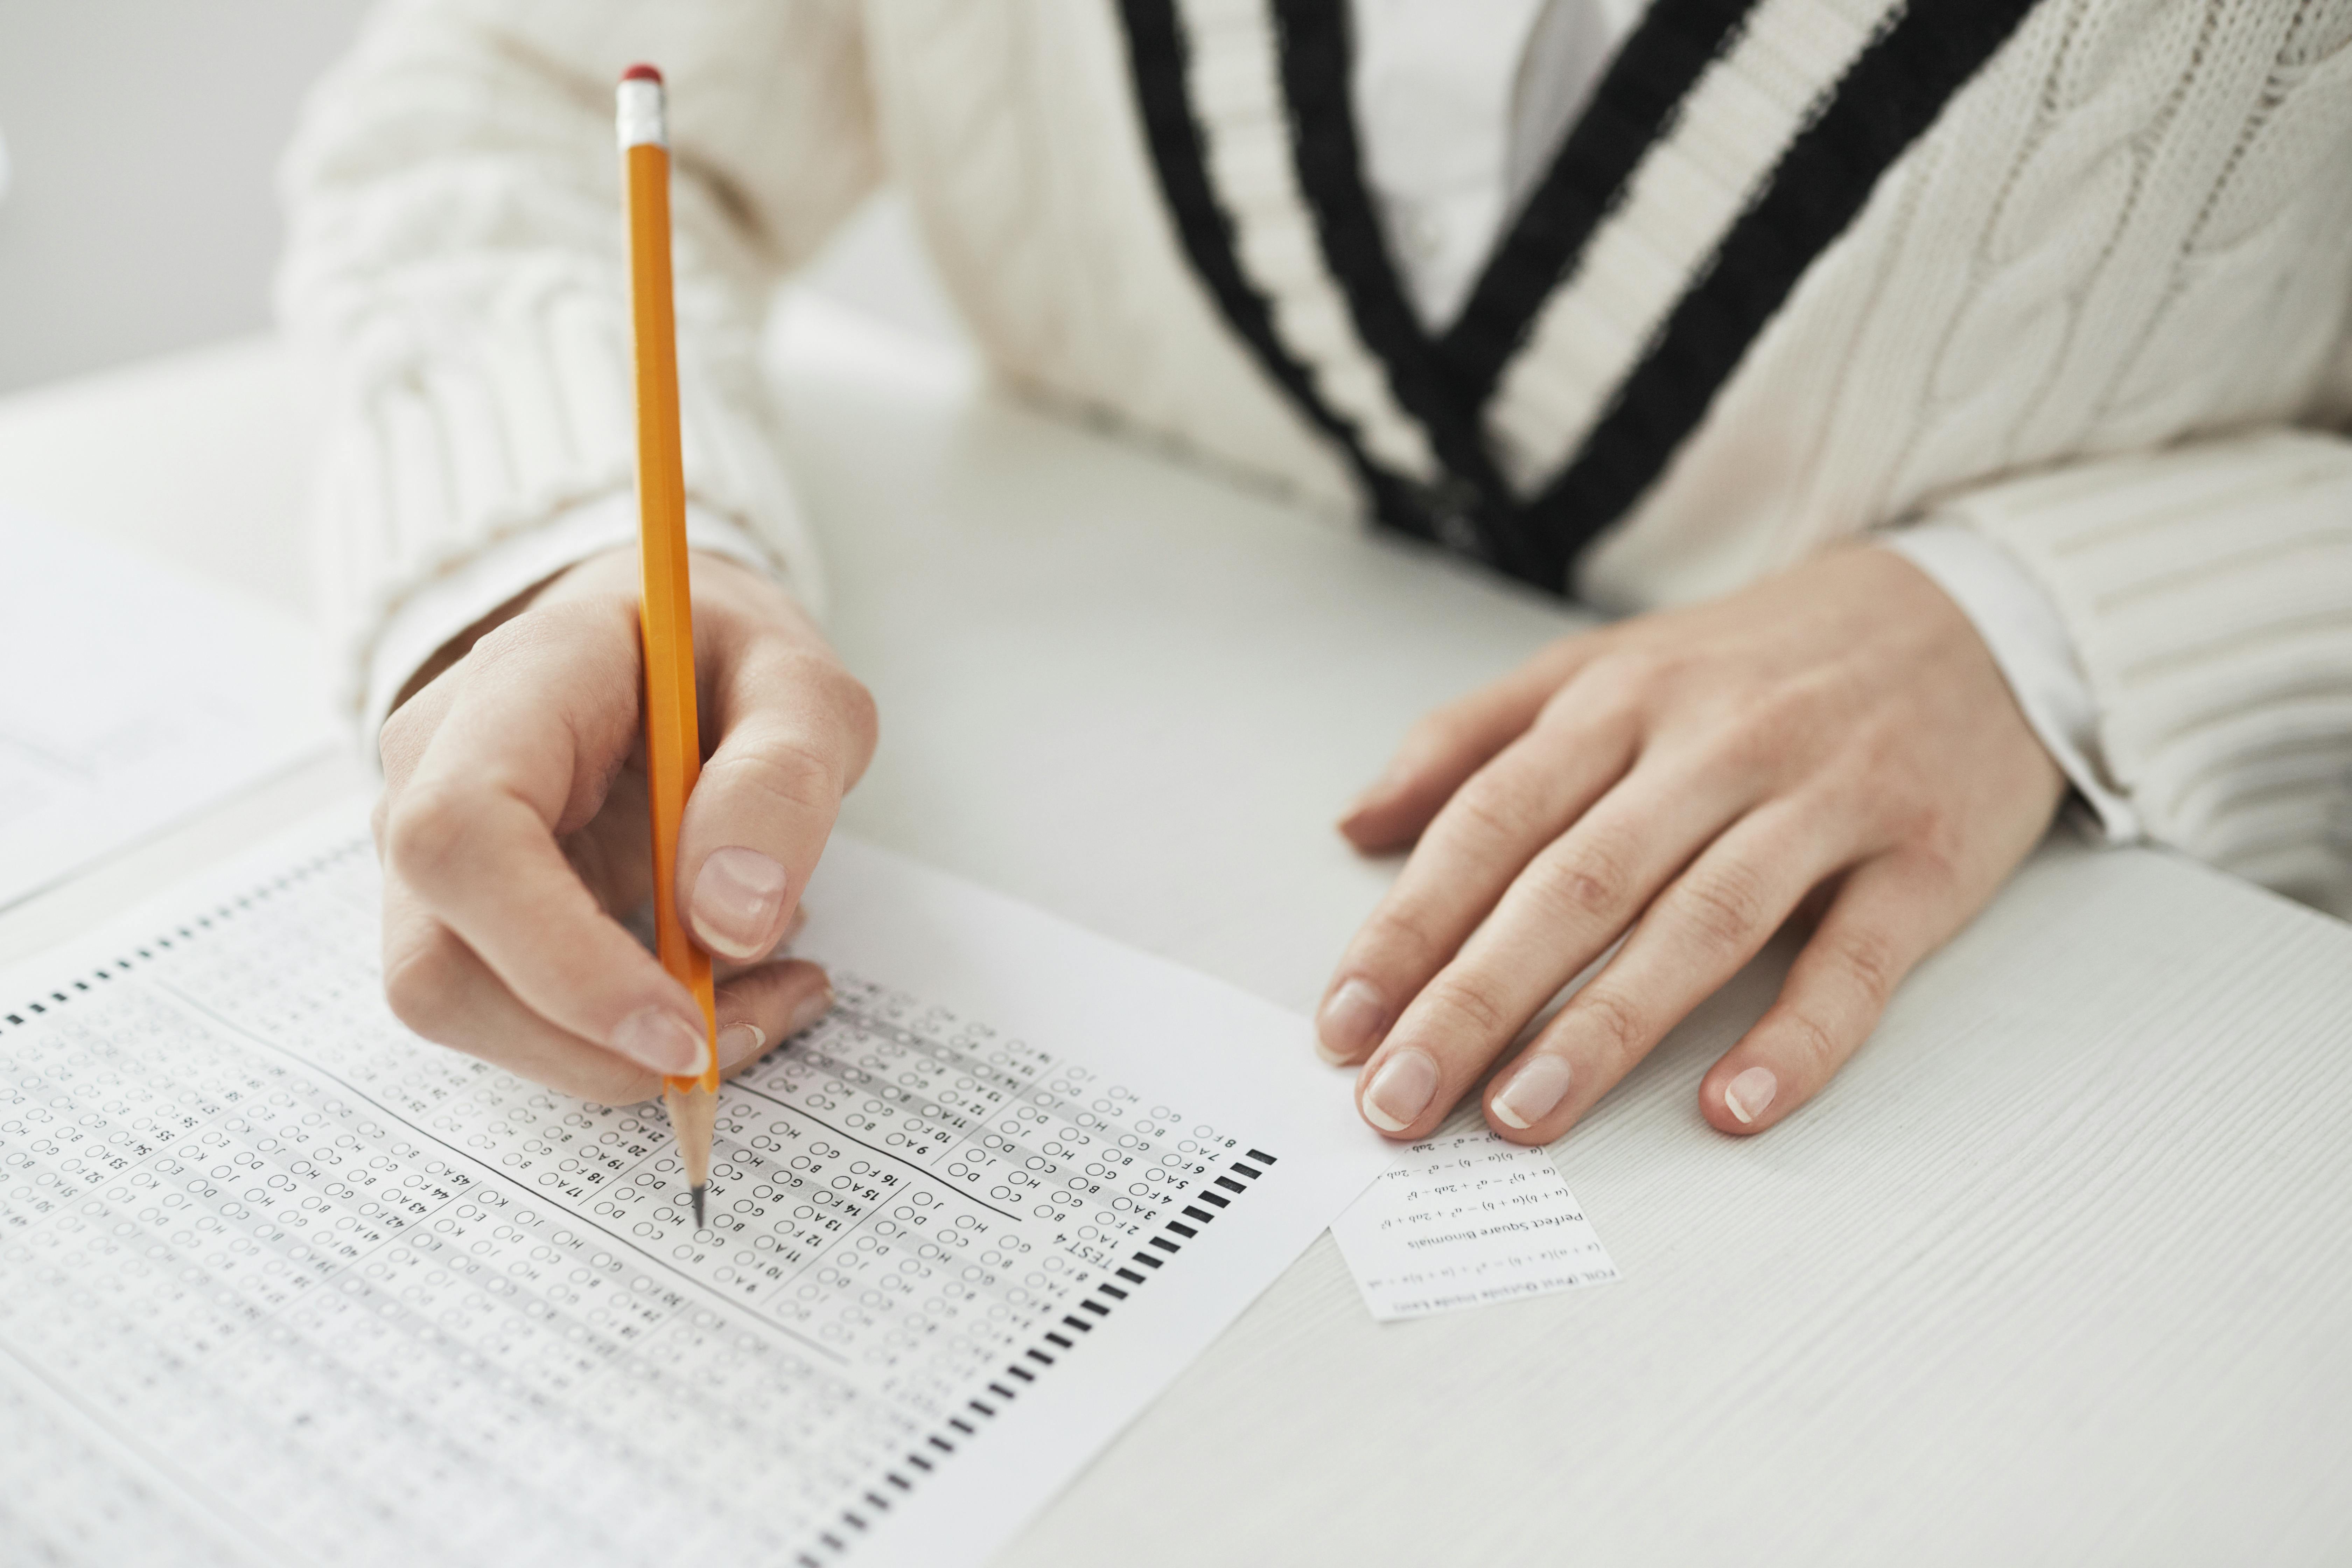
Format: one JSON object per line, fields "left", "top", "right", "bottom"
{"left": 358, "top": 74, "right": 874, "bottom": 1146}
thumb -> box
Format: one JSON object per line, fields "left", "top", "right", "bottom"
{"left": 677, "top": 634, "right": 877, "bottom": 962}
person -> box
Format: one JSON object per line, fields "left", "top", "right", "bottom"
{"left": 278, "top": 0, "right": 2352, "bottom": 1147}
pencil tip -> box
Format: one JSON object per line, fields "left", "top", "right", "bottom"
{"left": 691, "top": 1185, "right": 706, "bottom": 1230}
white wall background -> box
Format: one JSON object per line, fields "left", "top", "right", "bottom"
{"left": 0, "top": 0, "right": 958, "bottom": 397}
{"left": 0, "top": 0, "right": 373, "bottom": 393}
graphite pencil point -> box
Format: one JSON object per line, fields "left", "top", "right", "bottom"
{"left": 691, "top": 1184, "right": 706, "bottom": 1230}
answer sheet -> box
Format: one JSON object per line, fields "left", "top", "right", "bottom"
{"left": 0, "top": 506, "right": 334, "bottom": 908}
{"left": 0, "top": 806, "right": 1390, "bottom": 1567}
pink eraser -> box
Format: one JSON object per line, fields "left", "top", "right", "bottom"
{"left": 621, "top": 63, "right": 662, "bottom": 84}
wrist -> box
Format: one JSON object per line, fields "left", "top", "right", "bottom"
{"left": 366, "top": 489, "right": 805, "bottom": 746}
{"left": 387, "top": 546, "right": 831, "bottom": 726}
{"left": 387, "top": 560, "right": 586, "bottom": 718}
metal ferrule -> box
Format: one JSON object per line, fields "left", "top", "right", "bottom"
{"left": 616, "top": 78, "right": 667, "bottom": 150}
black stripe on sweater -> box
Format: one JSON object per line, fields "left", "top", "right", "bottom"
{"left": 1437, "top": 0, "right": 1757, "bottom": 401}
{"left": 1516, "top": 0, "right": 2040, "bottom": 586}
{"left": 1273, "top": 0, "right": 1530, "bottom": 574}
{"left": 1116, "top": 0, "right": 1443, "bottom": 547}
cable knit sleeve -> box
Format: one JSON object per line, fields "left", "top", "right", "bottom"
{"left": 1921, "top": 431, "right": 2352, "bottom": 908}
{"left": 276, "top": 0, "right": 880, "bottom": 739}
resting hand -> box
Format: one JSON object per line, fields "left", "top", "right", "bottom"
{"left": 373, "top": 547, "right": 876, "bottom": 1103}
{"left": 1317, "top": 545, "right": 2065, "bottom": 1141}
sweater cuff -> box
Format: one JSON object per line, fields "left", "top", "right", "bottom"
{"left": 1917, "top": 431, "right": 2352, "bottom": 900}
{"left": 359, "top": 492, "right": 784, "bottom": 751}
{"left": 1879, "top": 522, "right": 2139, "bottom": 843}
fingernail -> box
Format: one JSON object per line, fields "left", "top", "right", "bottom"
{"left": 1492, "top": 1054, "right": 1573, "bottom": 1130}
{"left": 1724, "top": 1065, "right": 1778, "bottom": 1125}
{"left": 785, "top": 986, "right": 833, "bottom": 1039}
{"left": 692, "top": 847, "right": 791, "bottom": 960}
{"left": 1316, "top": 978, "right": 1386, "bottom": 1064}
{"left": 1361, "top": 1048, "right": 1438, "bottom": 1133}
{"left": 716, "top": 1022, "right": 766, "bottom": 1069}
{"left": 612, "top": 1007, "right": 706, "bottom": 1073}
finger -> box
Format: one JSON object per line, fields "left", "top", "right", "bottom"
{"left": 385, "top": 601, "right": 711, "bottom": 1076}
{"left": 677, "top": 634, "right": 876, "bottom": 962}
{"left": 382, "top": 884, "right": 668, "bottom": 1105}
{"left": 1697, "top": 849, "right": 1958, "bottom": 1135}
{"left": 1352, "top": 753, "right": 1759, "bottom": 1140}
{"left": 384, "top": 881, "right": 835, "bottom": 1102}
{"left": 1479, "top": 794, "right": 1863, "bottom": 1143}
{"left": 1316, "top": 690, "right": 1639, "bottom": 1063}
{"left": 1339, "top": 636, "right": 1596, "bottom": 851}
{"left": 711, "top": 958, "right": 836, "bottom": 1073}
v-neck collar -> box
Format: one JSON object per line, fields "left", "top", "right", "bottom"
{"left": 1269, "top": 0, "right": 1761, "bottom": 578}
{"left": 1120, "top": 0, "right": 2041, "bottom": 592}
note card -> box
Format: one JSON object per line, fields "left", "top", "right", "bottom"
{"left": 1332, "top": 1128, "right": 1618, "bottom": 1321}
{"left": 0, "top": 804, "right": 1391, "bottom": 1567}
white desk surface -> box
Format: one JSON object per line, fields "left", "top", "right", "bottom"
{"left": 2, "top": 305, "right": 2348, "bottom": 1567}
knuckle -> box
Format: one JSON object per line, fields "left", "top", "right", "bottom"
{"left": 382, "top": 784, "right": 479, "bottom": 894}
{"left": 737, "top": 644, "right": 881, "bottom": 779}
{"left": 1571, "top": 987, "right": 1648, "bottom": 1073}
{"left": 710, "top": 736, "right": 843, "bottom": 820}
{"left": 1422, "top": 974, "right": 1514, "bottom": 1042}
{"left": 1898, "top": 826, "right": 1965, "bottom": 891}
{"left": 786, "top": 647, "right": 881, "bottom": 752}
{"left": 1523, "top": 832, "right": 1637, "bottom": 925}
{"left": 1825, "top": 923, "right": 1902, "bottom": 1009}
{"left": 1530, "top": 670, "right": 1635, "bottom": 749}
{"left": 1358, "top": 901, "right": 1448, "bottom": 969}
{"left": 1446, "top": 763, "right": 1549, "bottom": 845}
{"left": 1907, "top": 848, "right": 1962, "bottom": 908}
{"left": 1774, "top": 1005, "right": 1846, "bottom": 1078}
{"left": 1529, "top": 681, "right": 1584, "bottom": 732}
{"left": 1582, "top": 647, "right": 1673, "bottom": 709}
{"left": 1674, "top": 862, "right": 1773, "bottom": 952}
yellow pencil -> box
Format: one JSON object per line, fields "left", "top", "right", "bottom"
{"left": 618, "top": 63, "right": 717, "bottom": 1228}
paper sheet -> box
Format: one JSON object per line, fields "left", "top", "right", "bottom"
{"left": 0, "top": 506, "right": 335, "bottom": 909}
{"left": 1332, "top": 1127, "right": 1618, "bottom": 1321}
{"left": 0, "top": 804, "right": 1390, "bottom": 1567}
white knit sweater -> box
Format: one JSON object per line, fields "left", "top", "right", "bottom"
{"left": 279, "top": 0, "right": 2352, "bottom": 909}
